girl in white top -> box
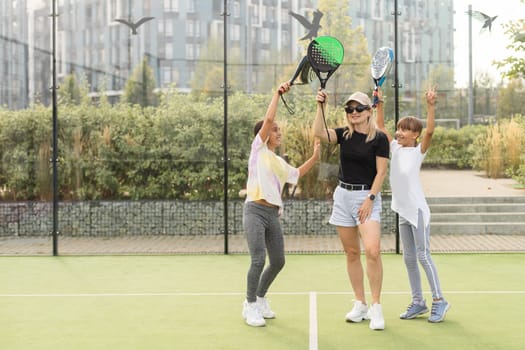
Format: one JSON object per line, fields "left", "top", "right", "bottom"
{"left": 242, "top": 82, "right": 320, "bottom": 327}
{"left": 376, "top": 86, "right": 450, "bottom": 323}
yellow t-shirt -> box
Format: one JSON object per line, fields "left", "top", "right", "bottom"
{"left": 245, "top": 134, "right": 299, "bottom": 208}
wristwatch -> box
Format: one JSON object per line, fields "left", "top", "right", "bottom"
{"left": 367, "top": 193, "right": 376, "bottom": 201}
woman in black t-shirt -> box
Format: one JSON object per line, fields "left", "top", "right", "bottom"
{"left": 313, "top": 90, "right": 389, "bottom": 330}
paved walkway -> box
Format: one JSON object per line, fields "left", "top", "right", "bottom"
{"left": 420, "top": 169, "right": 524, "bottom": 197}
{"left": 1, "top": 170, "right": 524, "bottom": 255}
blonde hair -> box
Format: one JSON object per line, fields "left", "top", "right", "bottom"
{"left": 343, "top": 108, "right": 378, "bottom": 142}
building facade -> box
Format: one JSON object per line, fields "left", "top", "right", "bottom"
{"left": 3, "top": 0, "right": 454, "bottom": 109}
{"left": 0, "top": 0, "right": 29, "bottom": 109}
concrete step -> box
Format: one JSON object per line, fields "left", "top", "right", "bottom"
{"left": 432, "top": 212, "right": 525, "bottom": 223}
{"left": 427, "top": 196, "right": 525, "bottom": 205}
{"left": 431, "top": 222, "right": 525, "bottom": 235}
{"left": 425, "top": 196, "right": 525, "bottom": 235}
{"left": 429, "top": 203, "right": 525, "bottom": 213}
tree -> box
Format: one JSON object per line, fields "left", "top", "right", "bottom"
{"left": 58, "top": 74, "right": 90, "bottom": 105}
{"left": 496, "top": 79, "right": 525, "bottom": 119}
{"left": 494, "top": 1, "right": 525, "bottom": 80}
{"left": 122, "top": 57, "right": 158, "bottom": 107}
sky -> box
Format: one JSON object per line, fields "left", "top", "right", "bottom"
{"left": 27, "top": 0, "right": 523, "bottom": 88}
{"left": 453, "top": 0, "right": 524, "bottom": 87}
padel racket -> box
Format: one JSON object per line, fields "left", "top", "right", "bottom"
{"left": 307, "top": 36, "right": 344, "bottom": 89}
{"left": 371, "top": 46, "right": 394, "bottom": 107}
{"left": 307, "top": 36, "right": 344, "bottom": 142}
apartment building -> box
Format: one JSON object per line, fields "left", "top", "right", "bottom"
{"left": 4, "top": 0, "right": 454, "bottom": 109}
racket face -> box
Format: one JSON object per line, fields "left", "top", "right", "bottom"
{"left": 371, "top": 47, "right": 394, "bottom": 81}
{"left": 307, "top": 36, "right": 344, "bottom": 72}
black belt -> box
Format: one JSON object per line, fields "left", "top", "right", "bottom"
{"left": 339, "top": 182, "right": 370, "bottom": 191}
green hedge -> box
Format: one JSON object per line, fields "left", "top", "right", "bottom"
{"left": 1, "top": 95, "right": 523, "bottom": 201}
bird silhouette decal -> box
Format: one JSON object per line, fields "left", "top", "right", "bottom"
{"left": 289, "top": 9, "right": 323, "bottom": 41}
{"left": 468, "top": 10, "right": 498, "bottom": 33}
{"left": 114, "top": 17, "right": 155, "bottom": 35}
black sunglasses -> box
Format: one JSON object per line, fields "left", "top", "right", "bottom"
{"left": 345, "top": 105, "right": 370, "bottom": 114}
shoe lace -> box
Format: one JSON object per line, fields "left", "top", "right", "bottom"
{"left": 430, "top": 302, "right": 441, "bottom": 315}
{"left": 406, "top": 303, "right": 415, "bottom": 311}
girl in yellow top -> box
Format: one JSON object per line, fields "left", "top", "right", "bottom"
{"left": 242, "top": 82, "right": 320, "bottom": 327}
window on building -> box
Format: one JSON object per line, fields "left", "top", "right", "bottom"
{"left": 231, "top": 24, "right": 240, "bottom": 41}
{"left": 172, "top": 68, "right": 180, "bottom": 85}
{"left": 186, "top": 20, "right": 194, "bottom": 37}
{"left": 261, "top": 28, "right": 270, "bottom": 44}
{"left": 164, "top": 0, "right": 179, "bottom": 12}
{"left": 188, "top": 0, "right": 196, "bottom": 13}
{"left": 165, "top": 43, "right": 173, "bottom": 59}
{"left": 165, "top": 20, "right": 173, "bottom": 37}
{"left": 233, "top": 1, "right": 240, "bottom": 18}
{"left": 162, "top": 67, "right": 171, "bottom": 86}
{"left": 185, "top": 43, "right": 194, "bottom": 60}
{"left": 372, "top": 0, "right": 383, "bottom": 20}
{"left": 194, "top": 21, "right": 200, "bottom": 38}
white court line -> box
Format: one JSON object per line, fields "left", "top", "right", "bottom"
{"left": 309, "top": 292, "right": 318, "bottom": 350}
{"left": 1, "top": 290, "right": 524, "bottom": 297}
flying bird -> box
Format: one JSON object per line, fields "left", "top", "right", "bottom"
{"left": 468, "top": 10, "right": 498, "bottom": 33}
{"left": 114, "top": 17, "right": 155, "bottom": 35}
{"left": 289, "top": 9, "right": 323, "bottom": 41}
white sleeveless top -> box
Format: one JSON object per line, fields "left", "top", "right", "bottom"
{"left": 389, "top": 140, "right": 430, "bottom": 228}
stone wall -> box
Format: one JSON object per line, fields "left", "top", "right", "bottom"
{"left": 0, "top": 197, "right": 395, "bottom": 237}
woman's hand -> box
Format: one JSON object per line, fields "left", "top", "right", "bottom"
{"left": 358, "top": 199, "right": 373, "bottom": 223}
{"left": 316, "top": 89, "right": 327, "bottom": 103}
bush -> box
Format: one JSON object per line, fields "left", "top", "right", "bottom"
{"left": 2, "top": 95, "right": 524, "bottom": 200}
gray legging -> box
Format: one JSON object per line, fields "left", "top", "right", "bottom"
{"left": 399, "top": 209, "right": 443, "bottom": 302}
{"left": 243, "top": 201, "right": 285, "bottom": 303}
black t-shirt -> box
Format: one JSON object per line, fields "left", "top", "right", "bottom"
{"left": 335, "top": 127, "right": 390, "bottom": 185}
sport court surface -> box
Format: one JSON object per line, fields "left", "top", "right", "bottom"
{"left": 1, "top": 254, "right": 524, "bottom": 350}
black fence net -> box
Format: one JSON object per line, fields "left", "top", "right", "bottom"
{"left": 2, "top": 1, "right": 525, "bottom": 255}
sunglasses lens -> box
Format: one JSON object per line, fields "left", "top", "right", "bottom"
{"left": 345, "top": 105, "right": 369, "bottom": 113}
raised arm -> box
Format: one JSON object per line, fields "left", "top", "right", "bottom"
{"left": 298, "top": 138, "right": 321, "bottom": 177}
{"left": 313, "top": 90, "right": 337, "bottom": 144}
{"left": 259, "top": 82, "right": 290, "bottom": 142}
{"left": 374, "top": 88, "right": 393, "bottom": 143}
{"left": 420, "top": 86, "right": 436, "bottom": 153}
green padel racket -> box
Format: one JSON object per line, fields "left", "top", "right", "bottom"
{"left": 307, "top": 36, "right": 344, "bottom": 142}
{"left": 307, "top": 36, "right": 344, "bottom": 89}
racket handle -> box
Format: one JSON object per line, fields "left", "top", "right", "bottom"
{"left": 372, "top": 87, "right": 379, "bottom": 107}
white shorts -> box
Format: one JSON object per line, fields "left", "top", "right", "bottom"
{"left": 329, "top": 186, "right": 382, "bottom": 227}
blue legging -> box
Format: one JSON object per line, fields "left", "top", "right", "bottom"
{"left": 399, "top": 209, "right": 443, "bottom": 302}
{"left": 243, "top": 201, "right": 285, "bottom": 303}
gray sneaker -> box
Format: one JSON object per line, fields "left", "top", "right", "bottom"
{"left": 400, "top": 301, "right": 429, "bottom": 319}
{"left": 428, "top": 300, "right": 450, "bottom": 323}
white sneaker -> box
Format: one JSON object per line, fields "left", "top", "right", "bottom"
{"left": 257, "top": 296, "right": 276, "bottom": 319}
{"left": 345, "top": 300, "right": 369, "bottom": 323}
{"left": 367, "top": 303, "right": 385, "bottom": 330}
{"left": 242, "top": 300, "right": 266, "bottom": 327}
